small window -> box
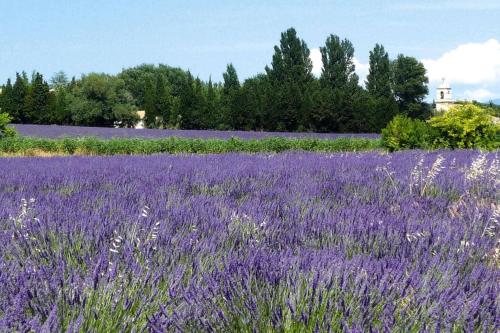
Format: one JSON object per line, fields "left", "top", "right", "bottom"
{"left": 440, "top": 91, "right": 444, "bottom": 99}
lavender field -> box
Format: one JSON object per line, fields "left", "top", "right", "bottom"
{"left": 0, "top": 151, "right": 498, "bottom": 331}
{"left": 12, "top": 124, "right": 380, "bottom": 140}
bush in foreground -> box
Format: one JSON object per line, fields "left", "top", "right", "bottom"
{"left": 381, "top": 115, "right": 437, "bottom": 151}
{"left": 428, "top": 103, "right": 499, "bottom": 149}
{"left": 0, "top": 113, "right": 16, "bottom": 138}
{"left": 382, "top": 104, "right": 500, "bottom": 151}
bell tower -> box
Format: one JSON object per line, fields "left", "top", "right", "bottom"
{"left": 435, "top": 78, "right": 455, "bottom": 114}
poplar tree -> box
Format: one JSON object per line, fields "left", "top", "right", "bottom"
{"left": 265, "top": 28, "right": 314, "bottom": 131}
{"left": 366, "top": 44, "right": 391, "bottom": 97}
{"left": 315, "top": 35, "right": 360, "bottom": 132}
{"left": 366, "top": 44, "right": 398, "bottom": 131}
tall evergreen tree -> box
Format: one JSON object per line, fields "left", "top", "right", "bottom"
{"left": 392, "top": 54, "right": 429, "bottom": 119}
{"left": 11, "top": 73, "right": 29, "bottom": 123}
{"left": 265, "top": 28, "right": 314, "bottom": 131}
{"left": 155, "top": 74, "right": 171, "bottom": 127}
{"left": 177, "top": 72, "right": 197, "bottom": 129}
{"left": 238, "top": 75, "right": 273, "bottom": 131}
{"left": 205, "top": 77, "right": 219, "bottom": 129}
{"left": 24, "top": 72, "right": 51, "bottom": 124}
{"left": 191, "top": 77, "right": 207, "bottom": 129}
{"left": 222, "top": 64, "right": 241, "bottom": 129}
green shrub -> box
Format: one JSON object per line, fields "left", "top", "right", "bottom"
{"left": 0, "top": 113, "right": 17, "bottom": 138}
{"left": 381, "top": 115, "right": 437, "bottom": 151}
{"left": 428, "top": 104, "right": 499, "bottom": 149}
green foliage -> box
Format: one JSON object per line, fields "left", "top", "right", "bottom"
{"left": 0, "top": 136, "right": 382, "bottom": 156}
{"left": 11, "top": 72, "right": 29, "bottom": 123}
{"left": 50, "top": 71, "right": 69, "bottom": 90}
{"left": 143, "top": 77, "right": 156, "bottom": 127}
{"left": 1, "top": 27, "right": 434, "bottom": 134}
{"left": 364, "top": 44, "right": 399, "bottom": 132}
{"left": 222, "top": 64, "right": 242, "bottom": 129}
{"left": 67, "top": 73, "right": 139, "bottom": 127}
{"left": 23, "top": 72, "right": 51, "bottom": 124}
{"left": 382, "top": 104, "right": 500, "bottom": 151}
{"left": 366, "top": 44, "right": 392, "bottom": 98}
{"left": 311, "top": 34, "right": 362, "bottom": 133}
{"left": 381, "top": 115, "right": 437, "bottom": 151}
{"left": 0, "top": 113, "right": 17, "bottom": 138}
{"left": 392, "top": 55, "right": 429, "bottom": 119}
{"left": 265, "top": 28, "right": 314, "bottom": 131}
{"left": 428, "top": 104, "right": 499, "bottom": 149}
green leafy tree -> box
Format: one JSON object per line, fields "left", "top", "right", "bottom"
{"left": 119, "top": 64, "right": 188, "bottom": 108}
{"left": 265, "top": 28, "right": 314, "bottom": 131}
{"left": 392, "top": 55, "right": 429, "bottom": 119}
{"left": 52, "top": 88, "right": 71, "bottom": 125}
{"left": 67, "top": 73, "right": 138, "bottom": 127}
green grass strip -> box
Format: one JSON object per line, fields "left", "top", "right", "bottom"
{"left": 0, "top": 136, "right": 383, "bottom": 156}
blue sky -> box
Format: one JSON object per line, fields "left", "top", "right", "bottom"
{"left": 1, "top": 0, "right": 499, "bottom": 101}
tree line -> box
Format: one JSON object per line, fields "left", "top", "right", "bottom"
{"left": 0, "top": 28, "right": 431, "bottom": 133}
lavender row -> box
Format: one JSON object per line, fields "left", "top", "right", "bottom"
{"left": 12, "top": 124, "right": 380, "bottom": 140}
{"left": 0, "top": 151, "right": 498, "bottom": 331}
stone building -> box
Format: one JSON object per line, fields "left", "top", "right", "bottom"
{"left": 434, "top": 78, "right": 455, "bottom": 114}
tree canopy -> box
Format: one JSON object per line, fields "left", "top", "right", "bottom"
{"left": 0, "top": 28, "right": 431, "bottom": 132}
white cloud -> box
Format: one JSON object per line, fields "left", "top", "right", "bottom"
{"left": 354, "top": 58, "right": 369, "bottom": 85}
{"left": 463, "top": 88, "right": 497, "bottom": 101}
{"left": 422, "top": 39, "right": 500, "bottom": 85}
{"left": 310, "top": 48, "right": 369, "bottom": 84}
{"left": 310, "top": 48, "right": 322, "bottom": 76}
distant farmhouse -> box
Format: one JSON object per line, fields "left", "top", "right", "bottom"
{"left": 136, "top": 111, "right": 146, "bottom": 129}
{"left": 434, "top": 78, "right": 455, "bottom": 114}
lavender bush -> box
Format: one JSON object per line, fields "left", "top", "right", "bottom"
{"left": 0, "top": 151, "right": 498, "bottom": 331}
{"left": 12, "top": 124, "right": 380, "bottom": 140}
